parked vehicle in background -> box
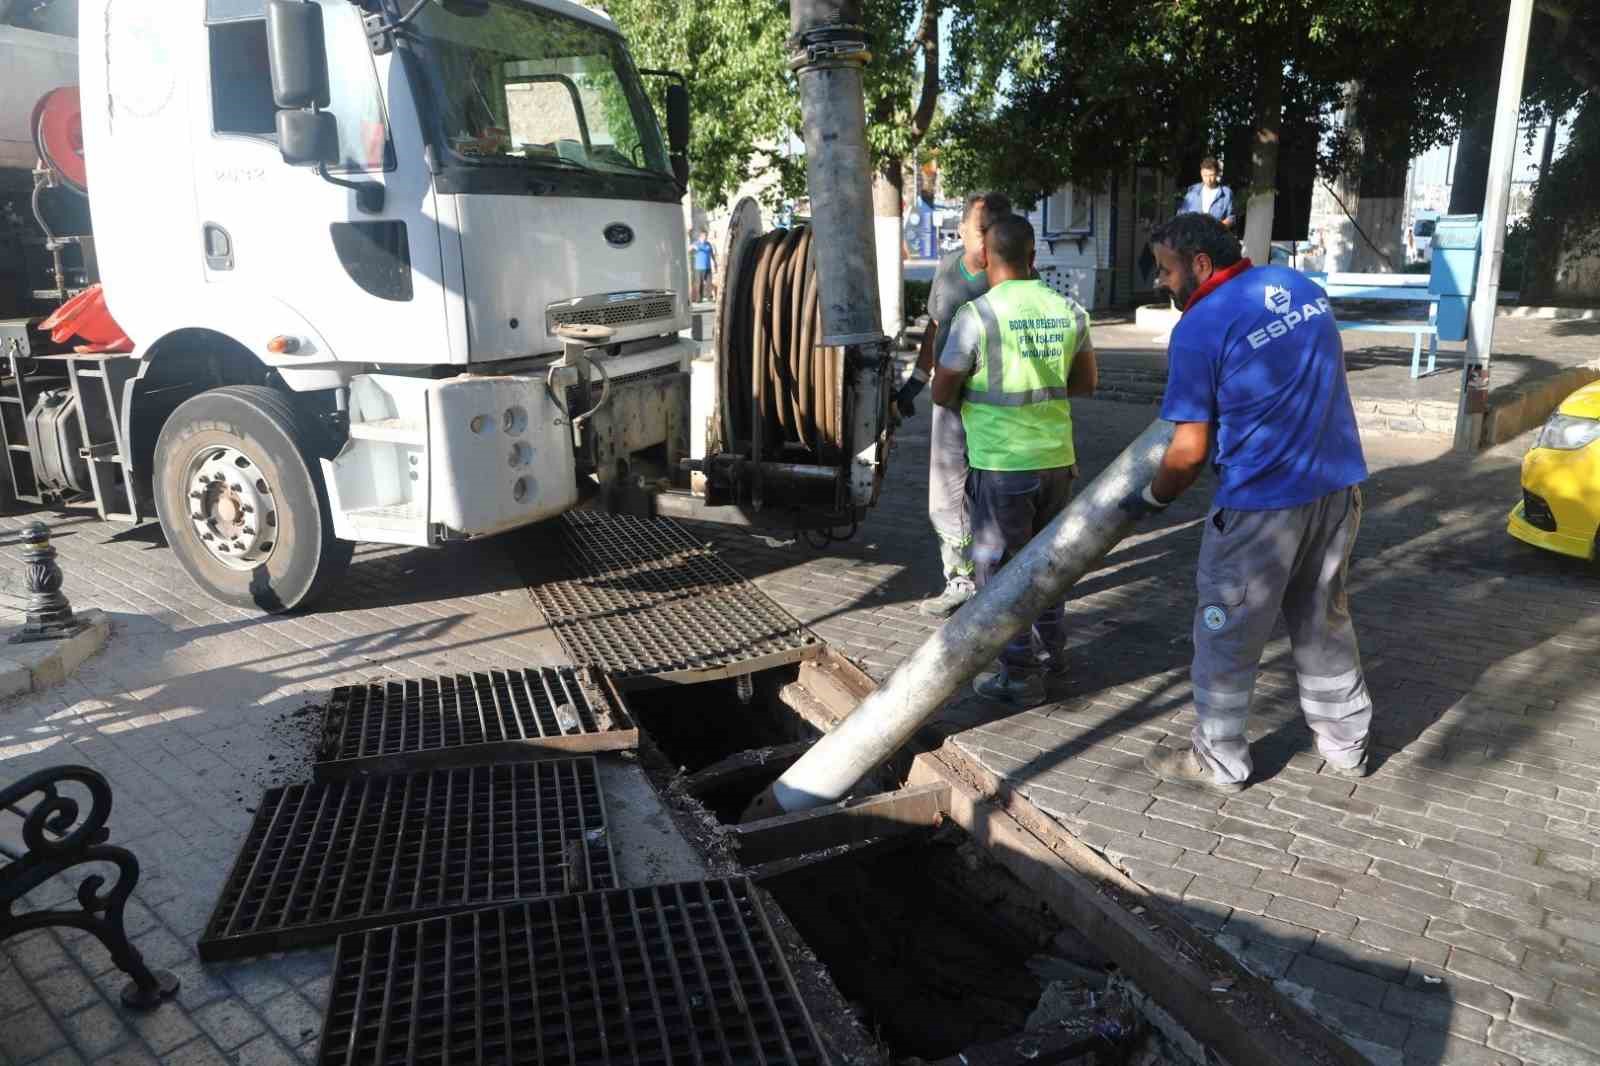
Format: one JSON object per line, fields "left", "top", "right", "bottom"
{"left": 1407, "top": 211, "right": 1439, "bottom": 265}
{"left": 1508, "top": 380, "right": 1600, "bottom": 561}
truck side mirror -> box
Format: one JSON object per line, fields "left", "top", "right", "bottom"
{"left": 276, "top": 111, "right": 338, "bottom": 168}
{"left": 666, "top": 83, "right": 690, "bottom": 153}
{"left": 266, "top": 1, "right": 330, "bottom": 111}
{"left": 666, "top": 82, "right": 690, "bottom": 186}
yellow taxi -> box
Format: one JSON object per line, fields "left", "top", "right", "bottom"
{"left": 1508, "top": 379, "right": 1600, "bottom": 560}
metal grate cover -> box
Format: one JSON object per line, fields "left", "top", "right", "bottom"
{"left": 318, "top": 878, "right": 829, "bottom": 1066}
{"left": 315, "top": 667, "right": 637, "bottom": 781}
{"left": 530, "top": 511, "right": 820, "bottom": 685}
{"left": 199, "top": 759, "right": 614, "bottom": 962}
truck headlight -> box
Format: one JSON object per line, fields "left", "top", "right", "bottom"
{"left": 1536, "top": 414, "right": 1600, "bottom": 451}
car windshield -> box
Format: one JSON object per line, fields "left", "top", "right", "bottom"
{"left": 415, "top": 1, "right": 670, "bottom": 180}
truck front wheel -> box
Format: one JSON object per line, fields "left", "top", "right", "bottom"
{"left": 154, "top": 386, "right": 353, "bottom": 613}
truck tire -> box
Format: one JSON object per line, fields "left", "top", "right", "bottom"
{"left": 153, "top": 385, "right": 353, "bottom": 613}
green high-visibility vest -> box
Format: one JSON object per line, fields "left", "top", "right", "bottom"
{"left": 954, "top": 279, "right": 1087, "bottom": 471}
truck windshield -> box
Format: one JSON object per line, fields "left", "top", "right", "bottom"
{"left": 415, "top": 2, "right": 670, "bottom": 181}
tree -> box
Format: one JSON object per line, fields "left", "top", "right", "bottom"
{"left": 1520, "top": 2, "right": 1600, "bottom": 300}
{"left": 937, "top": 0, "right": 1584, "bottom": 270}
{"left": 598, "top": 0, "right": 942, "bottom": 335}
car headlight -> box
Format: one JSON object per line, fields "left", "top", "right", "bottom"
{"left": 1536, "top": 413, "right": 1600, "bottom": 451}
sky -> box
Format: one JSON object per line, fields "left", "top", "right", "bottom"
{"left": 1411, "top": 112, "right": 1576, "bottom": 188}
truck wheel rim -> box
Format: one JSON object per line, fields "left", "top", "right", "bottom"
{"left": 185, "top": 446, "right": 279, "bottom": 572}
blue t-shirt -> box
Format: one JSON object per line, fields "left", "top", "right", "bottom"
{"left": 1160, "top": 263, "right": 1367, "bottom": 511}
{"left": 691, "top": 240, "right": 714, "bottom": 271}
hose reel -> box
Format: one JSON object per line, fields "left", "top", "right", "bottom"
{"left": 706, "top": 197, "right": 867, "bottom": 534}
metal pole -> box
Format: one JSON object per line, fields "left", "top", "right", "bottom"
{"left": 743, "top": 420, "right": 1176, "bottom": 819}
{"left": 1453, "top": 0, "right": 1535, "bottom": 453}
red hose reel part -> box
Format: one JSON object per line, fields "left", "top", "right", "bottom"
{"left": 31, "top": 86, "right": 88, "bottom": 194}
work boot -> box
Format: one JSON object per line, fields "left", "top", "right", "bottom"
{"left": 919, "top": 576, "right": 975, "bottom": 618}
{"left": 1143, "top": 744, "right": 1245, "bottom": 794}
{"left": 974, "top": 666, "right": 1046, "bottom": 708}
{"left": 1325, "top": 754, "right": 1370, "bottom": 779}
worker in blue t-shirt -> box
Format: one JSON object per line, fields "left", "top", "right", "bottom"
{"left": 690, "top": 230, "right": 716, "bottom": 303}
{"left": 1120, "top": 212, "right": 1371, "bottom": 793}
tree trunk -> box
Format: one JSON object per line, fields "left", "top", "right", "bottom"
{"left": 874, "top": 160, "right": 905, "bottom": 341}
{"left": 1349, "top": 153, "right": 1407, "bottom": 272}
{"left": 1449, "top": 102, "right": 1495, "bottom": 215}
{"left": 1242, "top": 47, "right": 1283, "bottom": 265}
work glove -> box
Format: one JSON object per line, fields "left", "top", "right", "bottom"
{"left": 895, "top": 368, "right": 929, "bottom": 418}
{"left": 1118, "top": 483, "right": 1170, "bottom": 521}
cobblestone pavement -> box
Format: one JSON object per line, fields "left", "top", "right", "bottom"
{"left": 699, "top": 396, "right": 1600, "bottom": 1066}
{"left": 3, "top": 382, "right": 1599, "bottom": 1064}
{"left": 1091, "top": 314, "right": 1600, "bottom": 407}
{"left": 0, "top": 522, "right": 564, "bottom": 1065}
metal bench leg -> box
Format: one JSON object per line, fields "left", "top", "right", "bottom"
{"left": 1427, "top": 331, "right": 1438, "bottom": 376}
{"left": 1411, "top": 332, "right": 1423, "bottom": 379}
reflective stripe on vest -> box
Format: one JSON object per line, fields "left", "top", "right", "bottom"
{"left": 960, "top": 280, "right": 1086, "bottom": 471}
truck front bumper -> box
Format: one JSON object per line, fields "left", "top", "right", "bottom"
{"left": 323, "top": 339, "right": 696, "bottom": 546}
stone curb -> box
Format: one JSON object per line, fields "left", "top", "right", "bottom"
{"left": 0, "top": 608, "right": 111, "bottom": 698}
{"left": 1498, "top": 305, "right": 1600, "bottom": 321}
{"left": 1482, "top": 360, "right": 1600, "bottom": 448}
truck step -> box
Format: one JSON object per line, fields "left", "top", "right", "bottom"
{"left": 347, "top": 417, "right": 426, "bottom": 445}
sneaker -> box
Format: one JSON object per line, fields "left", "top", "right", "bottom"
{"left": 1325, "top": 755, "right": 1369, "bottom": 779}
{"left": 919, "top": 577, "right": 976, "bottom": 618}
{"left": 974, "top": 667, "right": 1046, "bottom": 708}
{"left": 1143, "top": 744, "right": 1245, "bottom": 794}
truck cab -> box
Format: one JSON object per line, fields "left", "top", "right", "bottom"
{"left": 21, "top": 0, "right": 695, "bottom": 608}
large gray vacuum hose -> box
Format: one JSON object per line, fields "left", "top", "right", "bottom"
{"left": 790, "top": 0, "right": 883, "bottom": 348}
{"left": 742, "top": 420, "right": 1178, "bottom": 819}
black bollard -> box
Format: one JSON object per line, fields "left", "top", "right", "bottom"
{"left": 10, "top": 521, "right": 88, "bottom": 644}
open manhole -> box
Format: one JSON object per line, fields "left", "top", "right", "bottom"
{"left": 200, "top": 759, "right": 614, "bottom": 961}
{"left": 316, "top": 878, "right": 829, "bottom": 1066}
{"left": 527, "top": 510, "right": 821, "bottom": 685}
{"left": 314, "top": 667, "right": 636, "bottom": 781}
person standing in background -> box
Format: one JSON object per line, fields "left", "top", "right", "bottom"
{"left": 690, "top": 230, "right": 716, "bottom": 303}
{"left": 1179, "top": 158, "right": 1237, "bottom": 231}
{"left": 893, "top": 191, "right": 1012, "bottom": 618}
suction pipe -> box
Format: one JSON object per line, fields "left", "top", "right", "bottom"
{"left": 743, "top": 420, "right": 1178, "bottom": 819}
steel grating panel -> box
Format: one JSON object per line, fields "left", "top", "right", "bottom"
{"left": 317, "top": 878, "right": 829, "bottom": 1066}
{"left": 314, "top": 667, "right": 637, "bottom": 781}
{"left": 199, "top": 759, "right": 614, "bottom": 962}
{"left": 530, "top": 511, "right": 820, "bottom": 684}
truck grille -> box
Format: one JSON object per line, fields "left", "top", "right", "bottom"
{"left": 199, "top": 759, "right": 614, "bottom": 961}
{"left": 548, "top": 291, "right": 677, "bottom": 333}
{"left": 314, "top": 667, "right": 636, "bottom": 781}
{"left": 317, "top": 879, "right": 829, "bottom": 1066}
{"left": 529, "top": 511, "right": 820, "bottom": 685}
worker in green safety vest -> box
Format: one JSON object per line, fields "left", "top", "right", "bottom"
{"left": 931, "top": 214, "right": 1099, "bottom": 708}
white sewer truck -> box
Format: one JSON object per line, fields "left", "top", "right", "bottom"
{"left": 0, "top": 0, "right": 892, "bottom": 611}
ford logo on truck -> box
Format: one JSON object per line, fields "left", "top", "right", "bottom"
{"left": 603, "top": 223, "right": 635, "bottom": 248}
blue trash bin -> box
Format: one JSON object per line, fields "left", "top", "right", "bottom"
{"left": 1428, "top": 215, "right": 1481, "bottom": 342}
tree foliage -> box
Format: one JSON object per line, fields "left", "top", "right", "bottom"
{"left": 936, "top": 0, "right": 1589, "bottom": 213}
{"left": 598, "top": 0, "right": 939, "bottom": 210}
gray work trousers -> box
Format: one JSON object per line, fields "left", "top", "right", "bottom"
{"left": 971, "top": 466, "right": 1075, "bottom": 670}
{"left": 929, "top": 404, "right": 974, "bottom": 579}
{"left": 1190, "top": 485, "right": 1370, "bottom": 784}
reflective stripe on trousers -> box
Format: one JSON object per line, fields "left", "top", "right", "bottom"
{"left": 1189, "top": 486, "right": 1370, "bottom": 785}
